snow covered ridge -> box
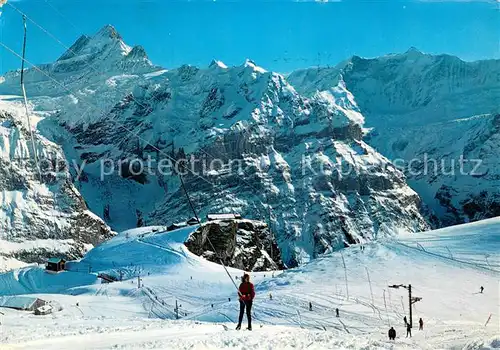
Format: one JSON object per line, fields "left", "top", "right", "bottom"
{"left": 288, "top": 49, "right": 500, "bottom": 226}
{"left": 0, "top": 98, "right": 114, "bottom": 272}
{"left": 0, "top": 26, "right": 431, "bottom": 267}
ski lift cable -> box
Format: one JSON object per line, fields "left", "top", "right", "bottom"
{"left": 19, "top": 15, "right": 41, "bottom": 181}
{"left": 9, "top": 2, "right": 273, "bottom": 218}
{"left": 42, "top": 0, "right": 81, "bottom": 34}
{"left": 178, "top": 172, "right": 241, "bottom": 294}
{"left": 7, "top": 2, "right": 79, "bottom": 61}
{"left": 0, "top": 41, "right": 244, "bottom": 296}
{"left": 154, "top": 137, "right": 242, "bottom": 294}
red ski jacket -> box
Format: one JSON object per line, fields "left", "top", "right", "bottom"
{"left": 239, "top": 282, "right": 255, "bottom": 301}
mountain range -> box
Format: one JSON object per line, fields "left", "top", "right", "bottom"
{"left": 0, "top": 25, "right": 497, "bottom": 270}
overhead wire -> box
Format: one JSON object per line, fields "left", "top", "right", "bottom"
{"left": 19, "top": 15, "right": 41, "bottom": 181}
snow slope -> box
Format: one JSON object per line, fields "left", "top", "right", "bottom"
{"left": 0, "top": 218, "right": 498, "bottom": 349}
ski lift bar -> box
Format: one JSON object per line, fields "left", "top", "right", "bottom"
{"left": 387, "top": 283, "right": 422, "bottom": 328}
{"left": 411, "top": 296, "right": 422, "bottom": 304}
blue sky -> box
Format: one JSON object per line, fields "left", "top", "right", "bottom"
{"left": 0, "top": 0, "right": 498, "bottom": 74}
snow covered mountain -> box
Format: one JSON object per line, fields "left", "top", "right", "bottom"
{"left": 0, "top": 97, "right": 113, "bottom": 271}
{"left": 289, "top": 49, "right": 500, "bottom": 226}
{"left": 0, "top": 26, "right": 429, "bottom": 267}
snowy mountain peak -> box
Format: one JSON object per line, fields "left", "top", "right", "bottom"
{"left": 95, "top": 24, "right": 122, "bottom": 40}
{"left": 56, "top": 24, "right": 131, "bottom": 65}
{"left": 348, "top": 47, "right": 431, "bottom": 66}
{"left": 87, "top": 24, "right": 131, "bottom": 55}
{"left": 405, "top": 46, "right": 423, "bottom": 55}
{"left": 243, "top": 59, "right": 267, "bottom": 73}
{"left": 209, "top": 59, "right": 228, "bottom": 69}
{"left": 0, "top": 24, "right": 158, "bottom": 98}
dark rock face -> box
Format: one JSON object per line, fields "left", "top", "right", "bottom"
{"left": 185, "top": 220, "right": 285, "bottom": 271}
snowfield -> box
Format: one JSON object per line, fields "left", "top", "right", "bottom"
{"left": 0, "top": 218, "right": 499, "bottom": 349}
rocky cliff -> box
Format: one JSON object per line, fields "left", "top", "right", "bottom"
{"left": 185, "top": 219, "right": 284, "bottom": 272}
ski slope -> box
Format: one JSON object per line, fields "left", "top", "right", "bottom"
{"left": 0, "top": 218, "right": 499, "bottom": 349}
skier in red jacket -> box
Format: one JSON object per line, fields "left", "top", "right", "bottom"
{"left": 236, "top": 273, "right": 255, "bottom": 331}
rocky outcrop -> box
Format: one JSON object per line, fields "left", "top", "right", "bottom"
{"left": 185, "top": 219, "right": 284, "bottom": 271}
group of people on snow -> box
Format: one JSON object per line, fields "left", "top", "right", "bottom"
{"left": 388, "top": 316, "right": 424, "bottom": 340}
{"left": 234, "top": 272, "right": 429, "bottom": 340}
{"left": 235, "top": 273, "right": 343, "bottom": 331}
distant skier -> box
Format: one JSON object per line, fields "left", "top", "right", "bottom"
{"left": 403, "top": 316, "right": 408, "bottom": 326}
{"left": 269, "top": 293, "right": 273, "bottom": 300}
{"left": 388, "top": 327, "right": 396, "bottom": 340}
{"left": 236, "top": 273, "right": 255, "bottom": 331}
{"left": 406, "top": 323, "right": 412, "bottom": 338}
{"left": 309, "top": 302, "right": 313, "bottom": 311}
{"left": 419, "top": 318, "right": 423, "bottom": 330}
{"left": 335, "top": 308, "right": 339, "bottom": 317}
{"left": 480, "top": 286, "right": 484, "bottom": 293}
